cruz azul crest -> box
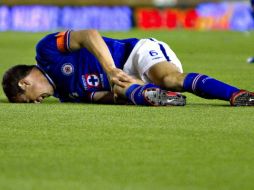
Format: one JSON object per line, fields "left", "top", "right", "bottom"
{"left": 85, "top": 74, "right": 101, "bottom": 88}
{"left": 61, "top": 63, "right": 74, "bottom": 76}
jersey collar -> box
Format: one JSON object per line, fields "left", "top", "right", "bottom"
{"left": 35, "top": 64, "right": 57, "bottom": 91}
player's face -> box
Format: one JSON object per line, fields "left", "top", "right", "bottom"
{"left": 17, "top": 78, "right": 54, "bottom": 103}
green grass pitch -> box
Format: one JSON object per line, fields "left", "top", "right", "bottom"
{"left": 0, "top": 30, "right": 254, "bottom": 190}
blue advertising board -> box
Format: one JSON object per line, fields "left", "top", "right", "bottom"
{"left": 0, "top": 6, "right": 133, "bottom": 31}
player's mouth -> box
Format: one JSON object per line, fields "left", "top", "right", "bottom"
{"left": 34, "top": 93, "right": 51, "bottom": 103}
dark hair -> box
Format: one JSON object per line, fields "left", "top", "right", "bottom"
{"left": 2, "top": 65, "right": 35, "bottom": 102}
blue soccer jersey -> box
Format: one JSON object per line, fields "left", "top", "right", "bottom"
{"left": 35, "top": 30, "right": 139, "bottom": 102}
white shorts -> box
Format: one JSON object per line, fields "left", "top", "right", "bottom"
{"left": 123, "top": 38, "right": 183, "bottom": 83}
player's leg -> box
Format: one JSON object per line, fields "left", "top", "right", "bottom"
{"left": 117, "top": 39, "right": 186, "bottom": 106}
{"left": 148, "top": 61, "right": 241, "bottom": 100}
{"left": 130, "top": 38, "right": 254, "bottom": 106}
{"left": 147, "top": 61, "right": 186, "bottom": 91}
{"left": 113, "top": 79, "right": 186, "bottom": 106}
{"left": 147, "top": 61, "right": 254, "bottom": 106}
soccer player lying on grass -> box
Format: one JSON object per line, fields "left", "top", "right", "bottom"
{"left": 2, "top": 29, "right": 254, "bottom": 106}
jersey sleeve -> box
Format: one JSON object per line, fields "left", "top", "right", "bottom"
{"left": 35, "top": 30, "right": 72, "bottom": 66}
{"left": 55, "top": 30, "right": 72, "bottom": 53}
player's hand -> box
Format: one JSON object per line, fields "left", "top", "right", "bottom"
{"left": 107, "top": 68, "right": 134, "bottom": 88}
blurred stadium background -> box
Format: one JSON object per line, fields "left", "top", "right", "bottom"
{"left": 0, "top": 0, "right": 253, "bottom": 32}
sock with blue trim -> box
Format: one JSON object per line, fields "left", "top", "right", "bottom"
{"left": 125, "top": 83, "right": 160, "bottom": 105}
{"left": 183, "top": 73, "right": 239, "bottom": 100}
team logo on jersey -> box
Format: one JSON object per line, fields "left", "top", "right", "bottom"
{"left": 85, "top": 74, "right": 101, "bottom": 88}
{"left": 61, "top": 63, "right": 74, "bottom": 76}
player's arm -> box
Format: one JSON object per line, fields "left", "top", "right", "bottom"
{"left": 92, "top": 91, "right": 128, "bottom": 104}
{"left": 69, "top": 29, "right": 134, "bottom": 88}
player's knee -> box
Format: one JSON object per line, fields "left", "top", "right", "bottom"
{"left": 160, "top": 73, "right": 185, "bottom": 91}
